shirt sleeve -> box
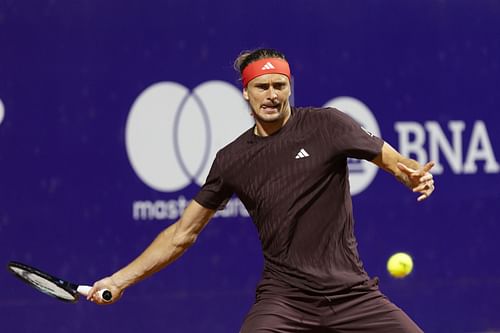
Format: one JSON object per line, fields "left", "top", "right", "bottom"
{"left": 325, "top": 108, "right": 384, "bottom": 160}
{"left": 193, "top": 152, "right": 233, "bottom": 210}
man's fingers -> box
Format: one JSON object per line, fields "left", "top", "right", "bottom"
{"left": 416, "top": 182, "right": 435, "bottom": 202}
{"left": 417, "top": 188, "right": 433, "bottom": 201}
{"left": 398, "top": 161, "right": 436, "bottom": 177}
{"left": 422, "top": 161, "right": 435, "bottom": 173}
{"left": 413, "top": 179, "right": 434, "bottom": 192}
{"left": 419, "top": 174, "right": 433, "bottom": 182}
{"left": 417, "top": 193, "right": 428, "bottom": 202}
{"left": 86, "top": 286, "right": 97, "bottom": 301}
{"left": 397, "top": 162, "right": 415, "bottom": 174}
{"left": 86, "top": 281, "right": 110, "bottom": 304}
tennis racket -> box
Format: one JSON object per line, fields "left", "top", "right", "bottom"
{"left": 7, "top": 261, "right": 112, "bottom": 303}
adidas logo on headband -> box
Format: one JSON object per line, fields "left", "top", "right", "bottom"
{"left": 261, "top": 62, "right": 276, "bottom": 70}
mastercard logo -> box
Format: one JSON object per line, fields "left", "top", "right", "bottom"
{"left": 125, "top": 81, "right": 252, "bottom": 192}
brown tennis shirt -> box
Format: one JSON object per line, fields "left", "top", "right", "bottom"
{"left": 194, "top": 107, "right": 384, "bottom": 294}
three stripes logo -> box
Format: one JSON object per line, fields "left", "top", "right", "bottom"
{"left": 261, "top": 62, "right": 276, "bottom": 70}
{"left": 295, "top": 148, "right": 310, "bottom": 159}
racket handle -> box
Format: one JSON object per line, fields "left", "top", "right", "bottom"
{"left": 77, "top": 285, "right": 112, "bottom": 302}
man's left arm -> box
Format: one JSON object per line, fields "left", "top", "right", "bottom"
{"left": 371, "top": 142, "right": 435, "bottom": 202}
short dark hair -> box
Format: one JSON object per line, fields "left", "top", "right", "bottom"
{"left": 233, "top": 48, "right": 287, "bottom": 74}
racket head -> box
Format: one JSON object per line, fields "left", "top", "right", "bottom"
{"left": 7, "top": 261, "right": 79, "bottom": 303}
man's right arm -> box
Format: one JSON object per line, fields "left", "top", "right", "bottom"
{"left": 87, "top": 200, "right": 216, "bottom": 304}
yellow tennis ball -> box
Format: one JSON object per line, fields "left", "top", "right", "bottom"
{"left": 387, "top": 252, "right": 413, "bottom": 278}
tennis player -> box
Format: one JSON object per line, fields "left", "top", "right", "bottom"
{"left": 88, "top": 48, "right": 434, "bottom": 332}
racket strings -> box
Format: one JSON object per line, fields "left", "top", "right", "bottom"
{"left": 10, "top": 266, "right": 76, "bottom": 301}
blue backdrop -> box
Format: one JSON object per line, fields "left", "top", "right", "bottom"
{"left": 1, "top": 1, "right": 499, "bottom": 332}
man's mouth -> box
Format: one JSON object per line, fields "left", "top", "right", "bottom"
{"left": 262, "top": 104, "right": 279, "bottom": 111}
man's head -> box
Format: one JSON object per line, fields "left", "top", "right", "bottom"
{"left": 234, "top": 49, "right": 291, "bottom": 87}
{"left": 234, "top": 49, "right": 292, "bottom": 133}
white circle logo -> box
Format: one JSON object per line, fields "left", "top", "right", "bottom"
{"left": 323, "top": 96, "right": 381, "bottom": 195}
{"left": 0, "top": 98, "right": 4, "bottom": 126}
{"left": 126, "top": 81, "right": 252, "bottom": 192}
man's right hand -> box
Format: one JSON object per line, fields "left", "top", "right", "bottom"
{"left": 86, "top": 276, "right": 123, "bottom": 305}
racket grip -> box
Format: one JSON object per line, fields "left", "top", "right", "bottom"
{"left": 77, "top": 285, "right": 112, "bottom": 302}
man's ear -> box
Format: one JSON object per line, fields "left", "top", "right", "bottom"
{"left": 243, "top": 88, "right": 249, "bottom": 101}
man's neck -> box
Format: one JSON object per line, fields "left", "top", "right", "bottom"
{"left": 254, "top": 107, "right": 292, "bottom": 137}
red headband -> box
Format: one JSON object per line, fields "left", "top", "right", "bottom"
{"left": 241, "top": 58, "right": 291, "bottom": 87}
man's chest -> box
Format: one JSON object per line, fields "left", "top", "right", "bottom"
{"left": 224, "top": 133, "right": 343, "bottom": 200}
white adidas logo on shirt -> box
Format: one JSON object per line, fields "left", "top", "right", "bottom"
{"left": 295, "top": 148, "right": 310, "bottom": 159}
{"left": 261, "top": 62, "right": 275, "bottom": 70}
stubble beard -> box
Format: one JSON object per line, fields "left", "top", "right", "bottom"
{"left": 252, "top": 102, "right": 291, "bottom": 125}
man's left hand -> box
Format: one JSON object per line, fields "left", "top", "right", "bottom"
{"left": 397, "top": 161, "right": 435, "bottom": 202}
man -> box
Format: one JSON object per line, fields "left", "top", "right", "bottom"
{"left": 88, "top": 48, "right": 434, "bottom": 332}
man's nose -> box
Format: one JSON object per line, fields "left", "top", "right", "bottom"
{"left": 267, "top": 87, "right": 278, "bottom": 99}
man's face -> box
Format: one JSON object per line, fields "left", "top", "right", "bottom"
{"left": 243, "top": 73, "right": 291, "bottom": 124}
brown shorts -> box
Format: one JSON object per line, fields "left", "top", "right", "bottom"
{"left": 240, "top": 279, "right": 424, "bottom": 333}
